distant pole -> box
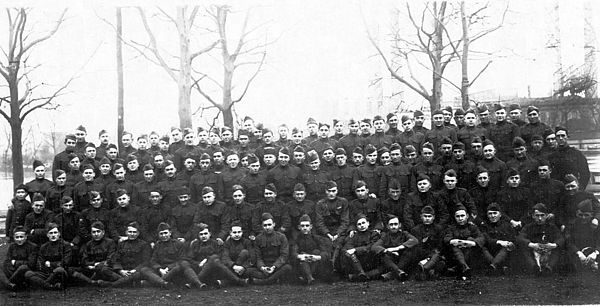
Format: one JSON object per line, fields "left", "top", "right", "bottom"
{"left": 116, "top": 8, "right": 124, "bottom": 151}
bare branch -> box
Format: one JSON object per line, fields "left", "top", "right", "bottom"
{"left": 191, "top": 76, "right": 220, "bottom": 109}
{"left": 136, "top": 7, "right": 178, "bottom": 82}
{"left": 21, "top": 9, "right": 67, "bottom": 56}
{"left": 469, "top": 60, "right": 493, "bottom": 85}
{"left": 232, "top": 50, "right": 265, "bottom": 103}
{"left": 190, "top": 40, "right": 219, "bottom": 61}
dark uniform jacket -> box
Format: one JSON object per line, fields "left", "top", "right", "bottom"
{"left": 253, "top": 200, "right": 291, "bottom": 233}
{"left": 53, "top": 211, "right": 81, "bottom": 245}
{"left": 395, "top": 130, "right": 425, "bottom": 154}
{"left": 24, "top": 210, "right": 55, "bottom": 245}
{"left": 6, "top": 199, "right": 31, "bottom": 238}
{"left": 255, "top": 231, "right": 289, "bottom": 268}
{"left": 380, "top": 162, "right": 413, "bottom": 197}
{"left": 480, "top": 219, "right": 517, "bottom": 248}
{"left": 315, "top": 197, "right": 350, "bottom": 236}
{"left": 105, "top": 180, "right": 136, "bottom": 209}
{"left": 225, "top": 202, "right": 255, "bottom": 237}
{"left": 411, "top": 223, "right": 444, "bottom": 254}
{"left": 530, "top": 178, "right": 564, "bottom": 212}
{"left": 73, "top": 180, "right": 105, "bottom": 212}
{"left": 404, "top": 192, "right": 449, "bottom": 230}
{"left": 349, "top": 198, "right": 383, "bottom": 231}
{"left": 468, "top": 185, "right": 497, "bottom": 218}
{"left": 443, "top": 223, "right": 485, "bottom": 247}
{"left": 331, "top": 164, "right": 355, "bottom": 200}
{"left": 109, "top": 205, "right": 142, "bottom": 241}
{"left": 222, "top": 238, "right": 254, "bottom": 268}
{"left": 267, "top": 164, "right": 302, "bottom": 201}
{"left": 477, "top": 157, "right": 507, "bottom": 192}
{"left": 140, "top": 204, "right": 171, "bottom": 241}
{"left": 79, "top": 206, "right": 111, "bottom": 243}
{"left": 190, "top": 170, "right": 224, "bottom": 203}
{"left": 150, "top": 239, "right": 185, "bottom": 269}
{"left": 156, "top": 176, "right": 187, "bottom": 208}
{"left": 194, "top": 201, "right": 228, "bottom": 240}
{"left": 170, "top": 202, "right": 198, "bottom": 241}
{"left": 352, "top": 163, "right": 379, "bottom": 194}
{"left": 5, "top": 241, "right": 38, "bottom": 269}
{"left": 110, "top": 238, "right": 151, "bottom": 270}
{"left": 380, "top": 196, "right": 408, "bottom": 223}
{"left": 438, "top": 188, "right": 476, "bottom": 217}
{"left": 446, "top": 158, "right": 477, "bottom": 191}
{"left": 221, "top": 167, "right": 246, "bottom": 202}
{"left": 496, "top": 186, "right": 532, "bottom": 223}
{"left": 411, "top": 162, "right": 444, "bottom": 191}
{"left": 25, "top": 178, "right": 54, "bottom": 202}
{"left": 290, "top": 232, "right": 332, "bottom": 261}
{"left": 372, "top": 230, "right": 418, "bottom": 254}
{"left": 457, "top": 126, "right": 487, "bottom": 149}
{"left": 240, "top": 171, "right": 268, "bottom": 205}
{"left": 302, "top": 169, "right": 331, "bottom": 201}
{"left": 342, "top": 230, "right": 380, "bottom": 255}
{"left": 548, "top": 146, "right": 591, "bottom": 190}
{"left": 565, "top": 219, "right": 600, "bottom": 254}
{"left": 80, "top": 237, "right": 117, "bottom": 267}
{"left": 45, "top": 186, "right": 73, "bottom": 214}
{"left": 517, "top": 222, "right": 564, "bottom": 248}
{"left": 339, "top": 133, "right": 365, "bottom": 155}
{"left": 184, "top": 238, "right": 222, "bottom": 266}
{"left": 488, "top": 121, "right": 520, "bottom": 159}
{"left": 37, "top": 239, "right": 72, "bottom": 272}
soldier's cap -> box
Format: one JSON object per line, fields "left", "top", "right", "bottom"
{"left": 416, "top": 174, "right": 431, "bottom": 183}
{"left": 531, "top": 134, "right": 544, "bottom": 142}
{"left": 264, "top": 147, "right": 277, "bottom": 156}
{"left": 91, "top": 221, "right": 105, "bottom": 231}
{"left": 65, "top": 134, "right": 76, "bottom": 141}
{"left": 390, "top": 143, "right": 401, "bottom": 152}
{"left": 555, "top": 126, "right": 568, "bottom": 135}
{"left": 355, "top": 213, "right": 368, "bottom": 224}
{"left": 255, "top": 122, "right": 264, "bottom": 130}
{"left": 404, "top": 145, "right": 416, "bottom": 154}
{"left": 232, "top": 185, "right": 244, "bottom": 194}
{"left": 432, "top": 109, "right": 444, "bottom": 116}
{"left": 386, "top": 113, "right": 396, "bottom": 121}
{"left": 318, "top": 122, "right": 330, "bottom": 130}
{"left": 306, "top": 151, "right": 319, "bottom": 163}
{"left": 364, "top": 144, "right": 377, "bottom": 155}
{"left": 163, "top": 160, "right": 174, "bottom": 167}
{"left": 476, "top": 104, "right": 489, "bottom": 114}
{"left": 512, "top": 136, "right": 526, "bottom": 148}
{"left": 443, "top": 106, "right": 453, "bottom": 114}
{"left": 238, "top": 130, "right": 251, "bottom": 138}
{"left": 454, "top": 204, "right": 467, "bottom": 213}
{"left": 465, "top": 108, "right": 476, "bottom": 115}
{"left": 142, "top": 163, "right": 154, "bottom": 171}
{"left": 33, "top": 159, "right": 44, "bottom": 170}
{"left": 444, "top": 169, "right": 457, "bottom": 177}
{"left": 361, "top": 118, "right": 372, "bottom": 125}
{"left": 171, "top": 126, "right": 181, "bottom": 132}
{"left": 184, "top": 152, "right": 197, "bottom": 160}
{"left": 325, "top": 181, "right": 338, "bottom": 190}
{"left": 509, "top": 104, "right": 521, "bottom": 111}
{"left": 452, "top": 141, "right": 465, "bottom": 150}
{"left": 32, "top": 192, "right": 45, "bottom": 202}
{"left": 532, "top": 203, "right": 548, "bottom": 214}
{"left": 413, "top": 110, "right": 424, "bottom": 117}
{"left": 262, "top": 212, "right": 274, "bottom": 222}
{"left": 454, "top": 109, "right": 466, "bottom": 116}
{"left": 197, "top": 127, "right": 206, "bottom": 134}
{"left": 293, "top": 145, "right": 305, "bottom": 153}
{"left": 160, "top": 135, "right": 170, "bottom": 143}
{"left": 14, "top": 183, "right": 28, "bottom": 193}
{"left": 577, "top": 199, "right": 594, "bottom": 213}
{"left": 265, "top": 183, "right": 277, "bottom": 193}
{"left": 422, "top": 142, "right": 434, "bottom": 152}
{"left": 322, "top": 144, "right": 334, "bottom": 153}
{"left": 388, "top": 178, "right": 401, "bottom": 190}
{"left": 471, "top": 136, "right": 483, "bottom": 144}
{"left": 343, "top": 118, "right": 354, "bottom": 125}
{"left": 543, "top": 130, "right": 555, "bottom": 139}
{"left": 507, "top": 168, "right": 519, "bottom": 178}
{"left": 277, "top": 147, "right": 290, "bottom": 156}
{"left": 225, "top": 150, "right": 238, "bottom": 159}
{"left": 482, "top": 139, "right": 495, "bottom": 147}
{"left": 230, "top": 220, "right": 243, "bottom": 228}
{"left": 378, "top": 146, "right": 390, "bottom": 155}
{"left": 149, "top": 131, "right": 159, "bottom": 136}
{"left": 373, "top": 115, "right": 385, "bottom": 122}
{"left": 67, "top": 152, "right": 80, "bottom": 161}
{"left": 307, "top": 117, "right": 317, "bottom": 126}
{"left": 299, "top": 214, "right": 311, "bottom": 223}
{"left": 352, "top": 146, "right": 364, "bottom": 155}
{"left": 221, "top": 126, "right": 232, "bottom": 133}
{"left": 261, "top": 128, "right": 272, "bottom": 136}
{"left": 527, "top": 105, "right": 539, "bottom": 115}
{"left": 182, "top": 128, "right": 194, "bottom": 137}
{"left": 12, "top": 226, "right": 26, "bottom": 235}
{"left": 487, "top": 202, "right": 501, "bottom": 212}
{"left": 421, "top": 205, "right": 435, "bottom": 215}
{"left": 76, "top": 125, "right": 87, "bottom": 133}
{"left": 441, "top": 137, "right": 453, "bottom": 145}
{"left": 243, "top": 116, "right": 253, "bottom": 123}
{"left": 157, "top": 222, "right": 171, "bottom": 232}
{"left": 128, "top": 221, "right": 141, "bottom": 230}
{"left": 137, "top": 134, "right": 148, "bottom": 141}
{"left": 126, "top": 154, "right": 138, "bottom": 163}
{"left": 200, "top": 186, "right": 212, "bottom": 196}
{"left": 246, "top": 154, "right": 259, "bottom": 165}
{"left": 82, "top": 164, "right": 95, "bottom": 172}
{"left": 122, "top": 130, "right": 133, "bottom": 137}
{"left": 401, "top": 114, "right": 411, "bottom": 123}
{"left": 332, "top": 119, "right": 340, "bottom": 126}
{"left": 294, "top": 183, "right": 305, "bottom": 192}
{"left": 200, "top": 153, "right": 211, "bottom": 161}
{"left": 115, "top": 189, "right": 128, "bottom": 198}
{"left": 494, "top": 104, "right": 505, "bottom": 112}
{"left": 335, "top": 148, "right": 347, "bottom": 156}
{"left": 98, "top": 129, "right": 108, "bottom": 137}
{"left": 353, "top": 180, "right": 367, "bottom": 190}
{"left": 85, "top": 142, "right": 96, "bottom": 149}
{"left": 564, "top": 174, "right": 578, "bottom": 184}
{"left": 113, "top": 163, "right": 124, "bottom": 172}
{"left": 211, "top": 127, "right": 221, "bottom": 136}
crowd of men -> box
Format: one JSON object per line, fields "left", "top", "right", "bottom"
{"left": 2, "top": 102, "right": 599, "bottom": 291}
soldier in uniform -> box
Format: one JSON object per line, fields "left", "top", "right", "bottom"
{"left": 1, "top": 226, "right": 38, "bottom": 290}
{"left": 520, "top": 106, "right": 553, "bottom": 147}
{"left": 225, "top": 185, "right": 256, "bottom": 239}
{"left": 508, "top": 104, "right": 527, "bottom": 128}
{"left": 79, "top": 191, "right": 111, "bottom": 244}
{"left": 145, "top": 222, "right": 185, "bottom": 287}
{"left": 385, "top": 113, "right": 401, "bottom": 137}
{"left": 457, "top": 109, "right": 487, "bottom": 150}
{"left": 367, "top": 115, "right": 393, "bottom": 149}
{"left": 424, "top": 109, "right": 457, "bottom": 152}
{"left": 339, "top": 119, "right": 364, "bottom": 155}
{"left": 411, "top": 206, "right": 445, "bottom": 280}
{"left": 372, "top": 215, "right": 418, "bottom": 281}
{"left": 24, "top": 223, "right": 71, "bottom": 290}
{"left": 71, "top": 221, "right": 119, "bottom": 285}
{"left": 446, "top": 142, "right": 477, "bottom": 191}
{"left": 24, "top": 194, "right": 55, "bottom": 245}
{"left": 194, "top": 186, "right": 228, "bottom": 244}
{"left": 250, "top": 213, "right": 293, "bottom": 285}
{"left": 444, "top": 205, "right": 485, "bottom": 279}
{"left": 548, "top": 126, "right": 591, "bottom": 190}
{"left": 252, "top": 184, "right": 291, "bottom": 236}
{"left": 488, "top": 104, "right": 520, "bottom": 161}
{"left": 52, "top": 134, "right": 77, "bottom": 180}
{"left": 340, "top": 214, "right": 380, "bottom": 281}
{"left": 26, "top": 160, "right": 54, "bottom": 202}
{"left": 413, "top": 110, "right": 429, "bottom": 134}
{"left": 506, "top": 137, "right": 539, "bottom": 187}
{"left": 480, "top": 203, "right": 517, "bottom": 273}
{"left": 290, "top": 214, "right": 333, "bottom": 284}
{"left": 108, "top": 189, "right": 142, "bottom": 243}
{"left": 403, "top": 174, "right": 448, "bottom": 229}
{"left": 396, "top": 115, "right": 425, "bottom": 154}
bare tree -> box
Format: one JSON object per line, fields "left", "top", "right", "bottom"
{"left": 192, "top": 5, "right": 268, "bottom": 127}
{"left": 116, "top": 8, "right": 125, "bottom": 150}
{"left": 0, "top": 8, "right": 71, "bottom": 187}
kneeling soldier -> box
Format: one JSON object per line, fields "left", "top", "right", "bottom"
{"left": 290, "top": 214, "right": 333, "bottom": 284}
{"left": 372, "top": 215, "right": 418, "bottom": 281}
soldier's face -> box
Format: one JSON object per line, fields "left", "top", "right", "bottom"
{"left": 355, "top": 186, "right": 368, "bottom": 199}
{"left": 402, "top": 119, "right": 414, "bottom": 131}
{"left": 47, "top": 227, "right": 60, "bottom": 242}
{"left": 278, "top": 153, "right": 290, "bottom": 166}
{"left": 254, "top": 129, "right": 263, "bottom": 139}
{"left": 144, "top": 170, "right": 155, "bottom": 182}
{"left": 293, "top": 190, "right": 306, "bottom": 202}
{"left": 495, "top": 110, "right": 506, "bottom": 122}
{"left": 471, "top": 143, "right": 483, "bottom": 155}
{"left": 455, "top": 115, "right": 465, "bottom": 125}
{"left": 373, "top": 120, "right": 385, "bottom": 132}
{"left": 366, "top": 152, "right": 377, "bottom": 165}
{"left": 556, "top": 131, "right": 568, "bottom": 146}
{"left": 149, "top": 134, "right": 159, "bottom": 146}
{"left": 356, "top": 218, "right": 369, "bottom": 232}
{"left": 114, "top": 168, "right": 126, "bottom": 180}
{"left": 248, "top": 162, "right": 260, "bottom": 174}
{"left": 117, "top": 194, "right": 130, "bottom": 208}
{"left": 107, "top": 149, "right": 118, "bottom": 160}
{"left": 432, "top": 115, "right": 444, "bottom": 127}
{"left": 127, "top": 160, "right": 139, "bottom": 171}
{"left": 444, "top": 176, "right": 457, "bottom": 190}
{"left": 507, "top": 175, "right": 520, "bottom": 187}
{"left": 13, "top": 231, "right": 26, "bottom": 245}
{"left": 65, "top": 138, "right": 76, "bottom": 149}
{"left": 326, "top": 187, "right": 338, "bottom": 200}
{"left": 532, "top": 210, "right": 548, "bottom": 225}
{"left": 91, "top": 227, "right": 105, "bottom": 241}
{"left": 421, "top": 213, "right": 435, "bottom": 225}
{"left": 440, "top": 144, "right": 452, "bottom": 156}
{"left": 455, "top": 210, "right": 468, "bottom": 225}
{"left": 34, "top": 166, "right": 45, "bottom": 179}
{"left": 360, "top": 122, "right": 371, "bottom": 134}
{"left": 514, "top": 146, "right": 527, "bottom": 158}
{"left": 238, "top": 135, "right": 249, "bottom": 146}
{"left": 349, "top": 123, "right": 359, "bottom": 134}
{"left": 149, "top": 192, "right": 162, "bottom": 205}
{"left": 198, "top": 229, "right": 211, "bottom": 242}
{"left": 479, "top": 111, "right": 490, "bottom": 123}
{"left": 318, "top": 126, "right": 330, "bottom": 138}
{"left": 241, "top": 156, "right": 249, "bottom": 168}
{"left": 352, "top": 153, "right": 364, "bottom": 166}
{"left": 453, "top": 149, "right": 465, "bottom": 160}
{"left": 380, "top": 152, "right": 391, "bottom": 165}
{"left": 154, "top": 155, "right": 165, "bottom": 168}
{"left": 232, "top": 190, "right": 245, "bottom": 205}
{"left": 322, "top": 150, "right": 334, "bottom": 162}
{"left": 335, "top": 154, "right": 347, "bottom": 166}
{"left": 202, "top": 192, "right": 215, "bottom": 205}
{"left": 198, "top": 131, "right": 209, "bottom": 143}
{"left": 483, "top": 145, "right": 495, "bottom": 159}
{"left": 126, "top": 226, "right": 140, "bottom": 240}
{"left": 15, "top": 190, "right": 27, "bottom": 200}
{"left": 61, "top": 201, "right": 74, "bottom": 213}
{"left": 85, "top": 147, "right": 96, "bottom": 158}
{"left": 264, "top": 190, "right": 276, "bottom": 202}
{"left": 388, "top": 116, "right": 398, "bottom": 129}
{"left": 263, "top": 133, "right": 273, "bottom": 144}
{"left": 576, "top": 210, "right": 593, "bottom": 224}
{"left": 69, "top": 157, "right": 81, "bottom": 170}
{"left": 263, "top": 154, "right": 276, "bottom": 166}
{"left": 243, "top": 120, "right": 254, "bottom": 132}
{"left": 158, "top": 229, "right": 172, "bottom": 241}
{"left": 210, "top": 132, "right": 221, "bottom": 144}
{"left": 199, "top": 159, "right": 211, "bottom": 171}
{"left": 138, "top": 139, "right": 148, "bottom": 150}
{"left": 227, "top": 155, "right": 240, "bottom": 169}
{"left": 406, "top": 151, "right": 417, "bottom": 162}
{"left": 510, "top": 109, "right": 521, "bottom": 120}
{"left": 171, "top": 130, "right": 182, "bottom": 142}
{"left": 292, "top": 132, "right": 303, "bottom": 143}
{"left": 565, "top": 181, "right": 578, "bottom": 195}
{"left": 262, "top": 219, "right": 275, "bottom": 234}
{"left": 75, "top": 130, "right": 86, "bottom": 141}
{"left": 91, "top": 195, "right": 103, "bottom": 208}
{"left": 222, "top": 130, "right": 233, "bottom": 142}
{"left": 100, "top": 133, "right": 110, "bottom": 144}
{"left": 299, "top": 221, "right": 312, "bottom": 235}
{"left": 184, "top": 133, "right": 195, "bottom": 146}
{"left": 230, "top": 226, "right": 243, "bottom": 240}
{"left": 531, "top": 140, "right": 544, "bottom": 151}
{"left": 334, "top": 122, "right": 344, "bottom": 134}
{"left": 307, "top": 123, "right": 318, "bottom": 135}
{"left": 417, "top": 180, "right": 431, "bottom": 193}
{"left": 487, "top": 210, "right": 501, "bottom": 223}
{"left": 122, "top": 135, "right": 132, "bottom": 147}
{"left": 83, "top": 169, "right": 95, "bottom": 181}
{"left": 309, "top": 159, "right": 320, "bottom": 171}
{"left": 55, "top": 173, "right": 67, "bottom": 186}
{"left": 477, "top": 173, "right": 489, "bottom": 187}
{"left": 278, "top": 127, "right": 288, "bottom": 139}
{"left": 545, "top": 134, "right": 557, "bottom": 148}
{"left": 213, "top": 153, "right": 224, "bottom": 165}
{"left": 387, "top": 218, "right": 400, "bottom": 233}
{"left": 442, "top": 111, "right": 452, "bottom": 123}
{"left": 415, "top": 116, "right": 425, "bottom": 126}
{"left": 537, "top": 166, "right": 551, "bottom": 179}
{"left": 527, "top": 111, "right": 539, "bottom": 123}
{"left": 178, "top": 194, "right": 190, "bottom": 205}
{"left": 390, "top": 150, "right": 401, "bottom": 163}
{"left": 422, "top": 149, "right": 434, "bottom": 162}
{"left": 465, "top": 114, "right": 476, "bottom": 127}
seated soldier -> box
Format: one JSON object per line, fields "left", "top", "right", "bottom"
{"left": 24, "top": 223, "right": 71, "bottom": 290}
{"left": 340, "top": 214, "right": 381, "bottom": 282}
{"left": 290, "top": 214, "right": 333, "bottom": 285}
{"left": 480, "top": 203, "right": 517, "bottom": 274}
{"left": 372, "top": 215, "right": 418, "bottom": 281}
{"left": 517, "top": 203, "right": 564, "bottom": 275}
{"left": 108, "top": 189, "right": 142, "bottom": 243}
{"left": 145, "top": 222, "right": 185, "bottom": 287}
{"left": 444, "top": 205, "right": 485, "bottom": 280}
{"left": 181, "top": 223, "right": 248, "bottom": 289}
{"left": 71, "top": 221, "right": 119, "bottom": 285}
{"left": 286, "top": 183, "right": 319, "bottom": 242}
{"left": 380, "top": 179, "right": 408, "bottom": 224}
{"left": 314, "top": 181, "right": 350, "bottom": 270}
{"left": 140, "top": 189, "right": 171, "bottom": 242}
{"left": 411, "top": 206, "right": 445, "bottom": 281}
{"left": 79, "top": 191, "right": 111, "bottom": 245}
{"left": 53, "top": 196, "right": 81, "bottom": 263}
{"left": 109, "top": 222, "right": 160, "bottom": 287}
{"left": 565, "top": 200, "right": 600, "bottom": 272}
{"left": 0, "top": 226, "right": 38, "bottom": 290}
{"left": 222, "top": 220, "right": 254, "bottom": 280}
{"left": 170, "top": 187, "right": 198, "bottom": 243}
{"left": 249, "top": 213, "right": 293, "bottom": 285}
{"left": 24, "top": 193, "right": 54, "bottom": 245}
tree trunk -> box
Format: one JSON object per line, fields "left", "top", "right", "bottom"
{"left": 430, "top": 1, "right": 446, "bottom": 111}
{"left": 178, "top": 7, "right": 193, "bottom": 129}
{"left": 9, "top": 69, "right": 23, "bottom": 187}
{"left": 116, "top": 8, "right": 125, "bottom": 151}
{"left": 222, "top": 55, "right": 234, "bottom": 128}
{"left": 460, "top": 1, "right": 470, "bottom": 110}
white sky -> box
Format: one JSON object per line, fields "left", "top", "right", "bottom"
{"left": 0, "top": 0, "right": 598, "bottom": 146}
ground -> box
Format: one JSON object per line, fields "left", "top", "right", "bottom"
{"left": 1, "top": 241, "right": 599, "bottom": 305}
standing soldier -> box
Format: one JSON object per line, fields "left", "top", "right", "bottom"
{"left": 548, "top": 126, "right": 591, "bottom": 190}
{"left": 487, "top": 104, "right": 520, "bottom": 161}
{"left": 508, "top": 104, "right": 527, "bottom": 128}
{"left": 339, "top": 119, "right": 365, "bottom": 154}
{"left": 413, "top": 110, "right": 429, "bottom": 134}
{"left": 396, "top": 115, "right": 425, "bottom": 154}
{"left": 194, "top": 187, "right": 228, "bottom": 244}
{"left": 457, "top": 109, "right": 487, "bottom": 150}
{"left": 252, "top": 184, "right": 291, "bottom": 236}
{"left": 385, "top": 113, "right": 401, "bottom": 137}
{"left": 26, "top": 160, "right": 54, "bottom": 202}
{"left": 52, "top": 134, "right": 77, "bottom": 180}
{"left": 424, "top": 110, "right": 457, "bottom": 152}
{"left": 520, "top": 106, "right": 553, "bottom": 146}
{"left": 367, "top": 115, "right": 393, "bottom": 149}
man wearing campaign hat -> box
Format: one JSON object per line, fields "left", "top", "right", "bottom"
{"left": 396, "top": 115, "right": 425, "bottom": 154}
{"left": 520, "top": 106, "right": 553, "bottom": 146}
{"left": 548, "top": 126, "right": 591, "bottom": 190}
{"left": 488, "top": 104, "right": 521, "bottom": 161}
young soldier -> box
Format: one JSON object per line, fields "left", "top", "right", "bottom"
{"left": 170, "top": 187, "right": 198, "bottom": 242}
{"left": 424, "top": 109, "right": 457, "bottom": 152}
{"left": 290, "top": 214, "right": 333, "bottom": 284}
{"left": 133, "top": 163, "right": 158, "bottom": 208}
{"left": 222, "top": 220, "right": 254, "bottom": 279}
{"left": 372, "top": 215, "right": 418, "bottom": 281}
{"left": 240, "top": 154, "right": 267, "bottom": 205}
{"left": 367, "top": 115, "right": 393, "bottom": 149}
{"left": 190, "top": 153, "right": 224, "bottom": 203}
{"left": 181, "top": 223, "right": 248, "bottom": 288}
{"left": 457, "top": 109, "right": 487, "bottom": 150}
{"left": 73, "top": 164, "right": 103, "bottom": 211}
{"left": 109, "top": 222, "right": 156, "bottom": 287}
{"left": 548, "top": 126, "right": 590, "bottom": 190}
{"left": 403, "top": 175, "right": 448, "bottom": 230}
{"left": 339, "top": 119, "right": 364, "bottom": 155}
{"left": 194, "top": 186, "right": 228, "bottom": 244}
{"left": 26, "top": 160, "right": 54, "bottom": 202}
{"left": 529, "top": 160, "right": 564, "bottom": 213}
{"left": 24, "top": 193, "right": 55, "bottom": 245}
{"left": 71, "top": 221, "right": 119, "bottom": 285}
{"left": 315, "top": 181, "right": 350, "bottom": 269}
{"left": 65, "top": 153, "right": 84, "bottom": 189}
{"left": 413, "top": 110, "right": 429, "bottom": 134}
{"left": 252, "top": 184, "right": 291, "bottom": 236}
{"left": 250, "top": 213, "right": 293, "bottom": 285}
{"left": 53, "top": 196, "right": 82, "bottom": 257}
{"left": 6, "top": 184, "right": 31, "bottom": 242}
{"left": 94, "top": 157, "right": 114, "bottom": 190}
{"left": 108, "top": 189, "right": 142, "bottom": 243}
{"left": 385, "top": 113, "right": 400, "bottom": 137}
{"left": 146, "top": 222, "right": 185, "bottom": 287}
{"left": 125, "top": 155, "right": 144, "bottom": 184}
{"left": 1, "top": 226, "right": 38, "bottom": 290}
{"left": 302, "top": 152, "right": 331, "bottom": 201}
{"left": 225, "top": 185, "right": 256, "bottom": 239}
{"left": 45, "top": 170, "right": 72, "bottom": 214}
{"left": 444, "top": 205, "right": 485, "bottom": 280}
{"left": 395, "top": 115, "right": 425, "bottom": 154}
{"left": 488, "top": 104, "right": 520, "bottom": 161}
{"left": 411, "top": 206, "right": 445, "bottom": 280}
{"left": 478, "top": 140, "right": 508, "bottom": 192}
{"left": 506, "top": 137, "right": 538, "bottom": 187}
{"left": 24, "top": 223, "right": 71, "bottom": 290}
{"left": 104, "top": 164, "right": 136, "bottom": 209}
{"left": 411, "top": 143, "right": 444, "bottom": 190}
{"left": 468, "top": 166, "right": 497, "bottom": 225}
{"left": 79, "top": 191, "right": 111, "bottom": 244}
{"left": 496, "top": 168, "right": 532, "bottom": 229}
{"left": 349, "top": 181, "right": 383, "bottom": 231}
{"left": 381, "top": 143, "right": 413, "bottom": 196}
{"left": 480, "top": 203, "right": 516, "bottom": 274}
{"left": 518, "top": 203, "right": 564, "bottom": 275}
{"left": 438, "top": 169, "right": 477, "bottom": 219}
{"left": 508, "top": 104, "right": 527, "bottom": 128}
{"left": 52, "top": 134, "right": 77, "bottom": 180}
{"left": 446, "top": 141, "right": 477, "bottom": 191}
{"left": 556, "top": 175, "right": 600, "bottom": 231}
{"left": 380, "top": 179, "right": 408, "bottom": 223}
{"left": 341, "top": 214, "right": 381, "bottom": 281}
{"left": 140, "top": 189, "right": 171, "bottom": 241}
{"left": 176, "top": 153, "right": 197, "bottom": 185}
{"left": 520, "top": 106, "right": 552, "bottom": 146}
{"left": 565, "top": 200, "right": 600, "bottom": 272}
{"left": 352, "top": 144, "right": 380, "bottom": 196}
{"left": 156, "top": 160, "right": 187, "bottom": 208}
{"left": 287, "top": 183, "right": 318, "bottom": 242}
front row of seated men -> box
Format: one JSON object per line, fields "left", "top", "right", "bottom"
{"left": 1, "top": 195, "right": 598, "bottom": 290}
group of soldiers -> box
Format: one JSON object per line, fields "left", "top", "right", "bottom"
{"left": 2, "top": 102, "right": 599, "bottom": 291}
